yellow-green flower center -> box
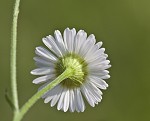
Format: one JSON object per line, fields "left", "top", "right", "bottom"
{"left": 55, "top": 53, "right": 88, "bottom": 88}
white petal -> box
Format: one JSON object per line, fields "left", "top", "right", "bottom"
{"left": 51, "top": 86, "right": 63, "bottom": 107}
{"left": 44, "top": 96, "right": 53, "bottom": 103}
{"left": 50, "top": 95, "right": 59, "bottom": 107}
{"left": 32, "top": 74, "right": 55, "bottom": 84}
{"left": 54, "top": 30, "right": 66, "bottom": 54}
{"left": 39, "top": 82, "right": 61, "bottom": 98}
{"left": 31, "top": 67, "right": 55, "bottom": 75}
{"left": 43, "top": 84, "right": 61, "bottom": 103}
{"left": 63, "top": 28, "right": 76, "bottom": 53}
{"left": 101, "top": 75, "right": 111, "bottom": 79}
{"left": 79, "top": 34, "right": 95, "bottom": 57}
{"left": 89, "top": 81, "right": 103, "bottom": 96}
{"left": 34, "top": 57, "right": 55, "bottom": 67}
{"left": 57, "top": 88, "right": 66, "bottom": 110}
{"left": 74, "top": 30, "right": 87, "bottom": 54}
{"left": 63, "top": 28, "right": 70, "bottom": 51}
{"left": 86, "top": 81, "right": 102, "bottom": 103}
{"left": 70, "top": 28, "right": 76, "bottom": 52}
{"left": 87, "top": 34, "right": 96, "bottom": 44}
{"left": 88, "top": 64, "right": 111, "bottom": 72}
{"left": 76, "top": 88, "right": 85, "bottom": 112}
{"left": 84, "top": 82, "right": 99, "bottom": 104}
{"left": 85, "top": 48, "right": 105, "bottom": 63}
{"left": 96, "top": 41, "right": 103, "bottom": 49}
{"left": 38, "top": 81, "right": 51, "bottom": 92}
{"left": 74, "top": 88, "right": 80, "bottom": 112}
{"left": 35, "top": 46, "right": 57, "bottom": 62}
{"left": 81, "top": 85, "right": 95, "bottom": 107}
{"left": 88, "top": 54, "right": 107, "bottom": 64}
{"left": 63, "top": 89, "right": 70, "bottom": 112}
{"left": 69, "top": 89, "right": 75, "bottom": 112}
{"left": 89, "top": 70, "right": 109, "bottom": 77}
{"left": 37, "top": 81, "right": 53, "bottom": 99}
{"left": 89, "top": 76, "right": 108, "bottom": 90}
{"left": 43, "top": 92, "right": 53, "bottom": 100}
{"left": 89, "top": 60, "right": 110, "bottom": 67}
{"left": 43, "top": 36, "right": 63, "bottom": 57}
{"left": 84, "top": 46, "right": 98, "bottom": 60}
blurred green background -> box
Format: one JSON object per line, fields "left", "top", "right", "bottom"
{"left": 1, "top": 0, "right": 150, "bottom": 121}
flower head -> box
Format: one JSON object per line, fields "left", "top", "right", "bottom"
{"left": 31, "top": 28, "right": 111, "bottom": 112}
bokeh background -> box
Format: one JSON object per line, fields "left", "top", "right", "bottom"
{"left": 1, "top": 0, "right": 150, "bottom": 121}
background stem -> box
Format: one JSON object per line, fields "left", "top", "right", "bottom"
{"left": 10, "top": 0, "right": 21, "bottom": 112}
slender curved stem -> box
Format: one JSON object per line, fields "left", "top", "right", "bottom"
{"left": 10, "top": 0, "right": 21, "bottom": 113}
{"left": 13, "top": 68, "right": 73, "bottom": 121}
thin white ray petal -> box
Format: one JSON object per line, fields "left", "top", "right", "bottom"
{"left": 88, "top": 81, "right": 103, "bottom": 96}
{"left": 43, "top": 90, "right": 53, "bottom": 99}
{"left": 32, "top": 74, "right": 55, "bottom": 84}
{"left": 87, "top": 34, "right": 96, "bottom": 44}
{"left": 63, "top": 89, "right": 70, "bottom": 112}
{"left": 44, "top": 96, "right": 53, "bottom": 103}
{"left": 63, "top": 28, "right": 70, "bottom": 51}
{"left": 85, "top": 48, "right": 105, "bottom": 62}
{"left": 82, "top": 34, "right": 96, "bottom": 57}
{"left": 88, "top": 64, "right": 111, "bottom": 71}
{"left": 31, "top": 67, "right": 55, "bottom": 75}
{"left": 74, "top": 30, "right": 82, "bottom": 53}
{"left": 40, "top": 83, "right": 60, "bottom": 98}
{"left": 44, "top": 85, "right": 60, "bottom": 103}
{"left": 96, "top": 41, "right": 103, "bottom": 49}
{"left": 78, "top": 31, "right": 87, "bottom": 55}
{"left": 38, "top": 81, "right": 51, "bottom": 92}
{"left": 89, "top": 70, "right": 109, "bottom": 77}
{"left": 90, "top": 70, "right": 109, "bottom": 74}
{"left": 81, "top": 85, "right": 95, "bottom": 107}
{"left": 78, "top": 34, "right": 95, "bottom": 57}
{"left": 101, "top": 75, "right": 111, "bottom": 79}
{"left": 88, "top": 54, "right": 107, "bottom": 64}
{"left": 34, "top": 57, "right": 55, "bottom": 67}
{"left": 74, "top": 88, "right": 80, "bottom": 112}
{"left": 84, "top": 82, "right": 99, "bottom": 104}
{"left": 76, "top": 88, "right": 85, "bottom": 112}
{"left": 89, "top": 76, "right": 108, "bottom": 90}
{"left": 43, "top": 36, "right": 63, "bottom": 57}
{"left": 87, "top": 85, "right": 101, "bottom": 104}
{"left": 57, "top": 88, "right": 66, "bottom": 110}
{"left": 86, "top": 81, "right": 102, "bottom": 103}
{"left": 50, "top": 95, "right": 59, "bottom": 107}
{"left": 84, "top": 46, "right": 98, "bottom": 60}
{"left": 35, "top": 46, "right": 57, "bottom": 62}
{"left": 54, "top": 30, "right": 66, "bottom": 54}
{"left": 69, "top": 89, "right": 75, "bottom": 112}
{"left": 89, "top": 59, "right": 110, "bottom": 67}
{"left": 70, "top": 28, "right": 76, "bottom": 52}
{"left": 74, "top": 30, "right": 87, "bottom": 54}
{"left": 51, "top": 86, "right": 63, "bottom": 107}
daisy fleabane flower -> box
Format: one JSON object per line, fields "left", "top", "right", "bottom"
{"left": 31, "top": 28, "right": 111, "bottom": 112}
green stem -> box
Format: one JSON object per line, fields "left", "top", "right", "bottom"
{"left": 13, "top": 68, "right": 73, "bottom": 121}
{"left": 10, "top": 0, "right": 21, "bottom": 112}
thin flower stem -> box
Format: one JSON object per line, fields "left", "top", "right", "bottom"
{"left": 10, "top": 0, "right": 21, "bottom": 113}
{"left": 13, "top": 68, "right": 74, "bottom": 121}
